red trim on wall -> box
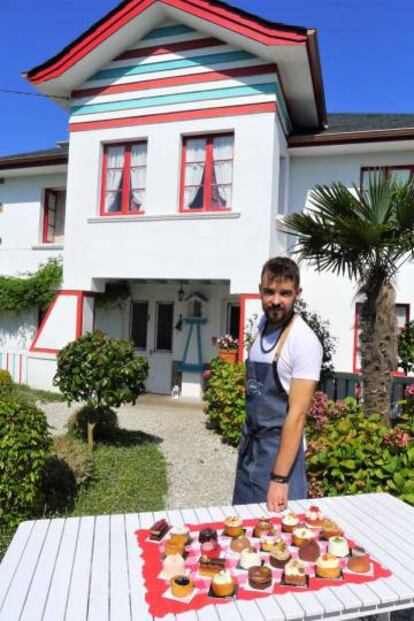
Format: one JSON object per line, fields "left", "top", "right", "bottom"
{"left": 69, "top": 102, "right": 277, "bottom": 132}
{"left": 238, "top": 293, "right": 260, "bottom": 362}
{"left": 76, "top": 292, "right": 84, "bottom": 338}
{"left": 29, "top": 292, "right": 60, "bottom": 353}
{"left": 72, "top": 64, "right": 277, "bottom": 98}
{"left": 27, "top": 0, "right": 306, "bottom": 84}
{"left": 115, "top": 36, "right": 222, "bottom": 61}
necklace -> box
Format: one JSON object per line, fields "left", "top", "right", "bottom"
{"left": 260, "top": 320, "right": 282, "bottom": 354}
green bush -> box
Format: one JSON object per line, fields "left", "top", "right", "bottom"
{"left": 52, "top": 436, "right": 93, "bottom": 486}
{"left": 54, "top": 331, "right": 149, "bottom": 446}
{"left": 0, "top": 393, "right": 51, "bottom": 527}
{"left": 0, "top": 370, "right": 12, "bottom": 388}
{"left": 203, "top": 357, "right": 245, "bottom": 446}
{"left": 67, "top": 406, "right": 118, "bottom": 443}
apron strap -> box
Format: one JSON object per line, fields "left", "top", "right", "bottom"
{"left": 273, "top": 314, "right": 297, "bottom": 362}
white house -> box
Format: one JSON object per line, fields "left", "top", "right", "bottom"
{"left": 0, "top": 0, "right": 413, "bottom": 396}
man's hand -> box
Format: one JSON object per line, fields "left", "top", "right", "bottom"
{"left": 267, "top": 480, "right": 288, "bottom": 512}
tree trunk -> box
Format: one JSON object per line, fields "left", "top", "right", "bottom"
{"left": 87, "top": 420, "right": 96, "bottom": 449}
{"left": 360, "top": 281, "right": 398, "bottom": 423}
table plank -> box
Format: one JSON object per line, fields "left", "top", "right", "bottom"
{"left": 110, "top": 514, "right": 131, "bottom": 621}
{"left": 0, "top": 520, "right": 34, "bottom": 613}
{"left": 88, "top": 514, "right": 110, "bottom": 621}
{"left": 125, "top": 512, "right": 154, "bottom": 621}
{"left": 65, "top": 515, "right": 95, "bottom": 620}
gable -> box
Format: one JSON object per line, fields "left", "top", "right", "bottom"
{"left": 69, "top": 21, "right": 291, "bottom": 133}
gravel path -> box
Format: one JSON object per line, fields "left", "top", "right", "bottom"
{"left": 42, "top": 394, "right": 238, "bottom": 510}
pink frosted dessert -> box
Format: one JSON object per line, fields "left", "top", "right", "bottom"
{"left": 200, "top": 540, "right": 221, "bottom": 558}
{"left": 162, "top": 553, "right": 186, "bottom": 580}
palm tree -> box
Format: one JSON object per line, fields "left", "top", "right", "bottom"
{"left": 279, "top": 172, "right": 414, "bottom": 422}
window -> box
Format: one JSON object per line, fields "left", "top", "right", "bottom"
{"left": 227, "top": 303, "right": 240, "bottom": 340}
{"left": 101, "top": 142, "right": 147, "bottom": 215}
{"left": 130, "top": 301, "right": 148, "bottom": 349}
{"left": 361, "top": 166, "right": 414, "bottom": 190}
{"left": 353, "top": 302, "right": 410, "bottom": 373}
{"left": 180, "top": 134, "right": 234, "bottom": 212}
{"left": 43, "top": 189, "right": 66, "bottom": 243}
{"left": 155, "top": 303, "right": 174, "bottom": 351}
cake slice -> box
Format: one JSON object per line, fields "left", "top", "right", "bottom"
{"left": 149, "top": 518, "right": 170, "bottom": 541}
{"left": 199, "top": 556, "right": 226, "bottom": 577}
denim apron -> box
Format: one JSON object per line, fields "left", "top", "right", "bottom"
{"left": 232, "top": 316, "right": 308, "bottom": 504}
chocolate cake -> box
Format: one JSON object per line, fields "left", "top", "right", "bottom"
{"left": 248, "top": 565, "right": 272, "bottom": 590}
{"left": 298, "top": 538, "right": 320, "bottom": 562}
{"left": 149, "top": 518, "right": 170, "bottom": 541}
{"left": 198, "top": 528, "right": 218, "bottom": 543}
{"left": 199, "top": 556, "right": 226, "bottom": 577}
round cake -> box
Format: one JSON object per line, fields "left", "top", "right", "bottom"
{"left": 200, "top": 540, "right": 220, "bottom": 558}
{"left": 269, "top": 540, "right": 291, "bottom": 568}
{"left": 169, "top": 526, "right": 190, "bottom": 546}
{"left": 230, "top": 535, "right": 250, "bottom": 554}
{"left": 351, "top": 545, "right": 367, "bottom": 557}
{"left": 239, "top": 547, "right": 261, "bottom": 569}
{"left": 292, "top": 526, "right": 315, "bottom": 547}
{"left": 162, "top": 553, "right": 186, "bottom": 580}
{"left": 321, "top": 519, "right": 343, "bottom": 540}
{"left": 171, "top": 575, "right": 194, "bottom": 598}
{"left": 260, "top": 535, "right": 278, "bottom": 553}
{"left": 305, "top": 505, "right": 324, "bottom": 528}
{"left": 298, "top": 538, "right": 320, "bottom": 562}
{"left": 211, "top": 570, "right": 235, "bottom": 597}
{"left": 163, "top": 539, "right": 185, "bottom": 557}
{"left": 198, "top": 528, "right": 218, "bottom": 544}
{"left": 253, "top": 518, "right": 275, "bottom": 538}
{"left": 281, "top": 512, "right": 300, "bottom": 533}
{"left": 347, "top": 556, "right": 371, "bottom": 574}
{"left": 248, "top": 565, "right": 272, "bottom": 590}
{"left": 315, "top": 553, "right": 341, "bottom": 579}
{"left": 283, "top": 559, "right": 307, "bottom": 586}
{"left": 328, "top": 536, "right": 349, "bottom": 558}
{"left": 224, "top": 516, "right": 243, "bottom": 537}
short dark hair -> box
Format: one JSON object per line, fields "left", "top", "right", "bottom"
{"left": 261, "top": 257, "right": 300, "bottom": 288}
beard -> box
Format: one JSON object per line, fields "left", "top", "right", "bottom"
{"left": 263, "top": 304, "right": 294, "bottom": 328}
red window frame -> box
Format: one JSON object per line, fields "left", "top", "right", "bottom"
{"left": 43, "top": 189, "right": 59, "bottom": 243}
{"left": 360, "top": 165, "right": 414, "bottom": 191}
{"left": 100, "top": 141, "right": 147, "bottom": 216}
{"left": 353, "top": 302, "right": 410, "bottom": 375}
{"left": 179, "top": 133, "right": 234, "bottom": 213}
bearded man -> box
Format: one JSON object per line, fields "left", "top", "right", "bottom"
{"left": 232, "top": 257, "right": 323, "bottom": 512}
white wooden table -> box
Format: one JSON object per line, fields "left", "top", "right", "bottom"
{"left": 1, "top": 493, "right": 413, "bottom": 621}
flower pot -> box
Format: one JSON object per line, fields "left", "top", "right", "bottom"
{"left": 218, "top": 349, "right": 238, "bottom": 364}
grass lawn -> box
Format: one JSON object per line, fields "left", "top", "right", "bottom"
{"left": 11, "top": 383, "right": 65, "bottom": 403}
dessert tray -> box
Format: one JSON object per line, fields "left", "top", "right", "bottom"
{"left": 135, "top": 511, "right": 391, "bottom": 618}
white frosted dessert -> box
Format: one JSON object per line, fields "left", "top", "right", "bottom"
{"left": 305, "top": 505, "right": 324, "bottom": 527}
{"left": 283, "top": 559, "right": 307, "bottom": 586}
{"left": 328, "top": 536, "right": 350, "bottom": 558}
{"left": 315, "top": 553, "right": 341, "bottom": 578}
{"left": 292, "top": 526, "right": 315, "bottom": 546}
{"left": 162, "top": 553, "right": 186, "bottom": 580}
{"left": 281, "top": 512, "right": 299, "bottom": 532}
{"left": 239, "top": 547, "right": 261, "bottom": 569}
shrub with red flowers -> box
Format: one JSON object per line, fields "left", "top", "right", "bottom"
{"left": 216, "top": 335, "right": 239, "bottom": 351}
{"left": 383, "top": 427, "right": 412, "bottom": 450}
{"left": 405, "top": 383, "right": 414, "bottom": 399}
{"left": 306, "top": 391, "right": 355, "bottom": 437}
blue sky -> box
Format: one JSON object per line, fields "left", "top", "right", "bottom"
{"left": 1, "top": 0, "right": 414, "bottom": 156}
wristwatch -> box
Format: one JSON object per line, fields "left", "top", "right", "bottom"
{"left": 270, "top": 473, "right": 289, "bottom": 484}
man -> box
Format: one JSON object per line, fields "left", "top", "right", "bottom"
{"left": 232, "top": 257, "right": 323, "bottom": 512}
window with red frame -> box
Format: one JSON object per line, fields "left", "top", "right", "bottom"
{"left": 361, "top": 165, "right": 414, "bottom": 190}
{"left": 101, "top": 142, "right": 147, "bottom": 215}
{"left": 353, "top": 302, "right": 410, "bottom": 374}
{"left": 43, "top": 189, "right": 66, "bottom": 243}
{"left": 180, "top": 134, "right": 234, "bottom": 212}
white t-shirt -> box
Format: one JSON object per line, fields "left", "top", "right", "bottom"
{"left": 249, "top": 315, "right": 323, "bottom": 394}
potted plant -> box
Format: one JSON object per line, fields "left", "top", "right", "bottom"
{"left": 217, "top": 335, "right": 239, "bottom": 364}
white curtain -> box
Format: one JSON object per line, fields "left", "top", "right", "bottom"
{"left": 130, "top": 143, "right": 147, "bottom": 211}
{"left": 212, "top": 136, "right": 233, "bottom": 207}
{"left": 184, "top": 138, "right": 206, "bottom": 209}
{"left": 105, "top": 145, "right": 125, "bottom": 212}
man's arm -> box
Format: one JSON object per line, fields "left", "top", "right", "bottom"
{"left": 266, "top": 378, "right": 317, "bottom": 512}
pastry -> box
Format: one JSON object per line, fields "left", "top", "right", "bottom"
{"left": 211, "top": 570, "right": 236, "bottom": 597}
{"left": 200, "top": 540, "right": 221, "bottom": 558}
{"left": 163, "top": 538, "right": 185, "bottom": 557}
{"left": 198, "top": 528, "right": 218, "bottom": 544}
{"left": 239, "top": 547, "right": 261, "bottom": 569}
{"left": 281, "top": 512, "right": 300, "bottom": 533}
{"left": 282, "top": 559, "right": 307, "bottom": 587}
{"left": 149, "top": 518, "right": 170, "bottom": 541}
{"left": 199, "top": 556, "right": 226, "bottom": 577}
{"left": 351, "top": 545, "right": 367, "bottom": 557}
{"left": 328, "top": 536, "right": 349, "bottom": 558}
{"left": 320, "top": 519, "right": 343, "bottom": 540}
{"left": 260, "top": 535, "right": 279, "bottom": 553}
{"left": 162, "top": 554, "right": 186, "bottom": 580}
{"left": 298, "top": 538, "right": 320, "bottom": 562}
{"left": 230, "top": 535, "right": 251, "bottom": 554}
{"left": 315, "top": 553, "right": 341, "bottom": 579}
{"left": 253, "top": 517, "right": 275, "bottom": 538}
{"left": 305, "top": 505, "right": 324, "bottom": 528}
{"left": 248, "top": 565, "right": 272, "bottom": 590}
{"left": 269, "top": 540, "right": 291, "bottom": 568}
{"left": 223, "top": 516, "right": 243, "bottom": 537}
{"left": 292, "top": 527, "right": 315, "bottom": 547}
{"left": 170, "top": 575, "right": 194, "bottom": 598}
{"left": 347, "top": 556, "right": 371, "bottom": 574}
{"left": 169, "top": 526, "right": 190, "bottom": 546}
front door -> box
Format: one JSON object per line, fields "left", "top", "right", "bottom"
{"left": 146, "top": 301, "right": 174, "bottom": 394}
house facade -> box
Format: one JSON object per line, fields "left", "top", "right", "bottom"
{"left": 1, "top": 0, "right": 413, "bottom": 395}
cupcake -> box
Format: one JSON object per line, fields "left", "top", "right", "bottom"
{"left": 260, "top": 535, "right": 279, "bottom": 553}
{"left": 200, "top": 540, "right": 221, "bottom": 558}
{"left": 281, "top": 512, "right": 300, "bottom": 533}
{"left": 230, "top": 535, "right": 250, "bottom": 554}
{"left": 163, "top": 539, "right": 185, "bottom": 557}
{"left": 320, "top": 519, "right": 343, "bottom": 540}
{"left": 328, "top": 536, "right": 349, "bottom": 558}
{"left": 305, "top": 505, "right": 324, "bottom": 528}
{"left": 292, "top": 527, "right": 315, "bottom": 547}
{"left": 211, "top": 570, "right": 236, "bottom": 597}
{"left": 224, "top": 516, "right": 243, "bottom": 537}
{"left": 347, "top": 556, "right": 371, "bottom": 574}
{"left": 239, "top": 547, "right": 261, "bottom": 569}
{"left": 248, "top": 565, "right": 272, "bottom": 590}
{"left": 198, "top": 528, "right": 218, "bottom": 544}
{"left": 315, "top": 553, "right": 341, "bottom": 579}
{"left": 269, "top": 540, "right": 291, "bottom": 568}
{"left": 298, "top": 538, "right": 320, "bottom": 563}
{"left": 282, "top": 560, "right": 307, "bottom": 587}
{"left": 162, "top": 554, "right": 186, "bottom": 580}
{"left": 253, "top": 517, "right": 275, "bottom": 538}
{"left": 169, "top": 526, "right": 190, "bottom": 547}
{"left": 171, "top": 575, "right": 194, "bottom": 598}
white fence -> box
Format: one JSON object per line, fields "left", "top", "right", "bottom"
{"left": 0, "top": 350, "right": 28, "bottom": 384}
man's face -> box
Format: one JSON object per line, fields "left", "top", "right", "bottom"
{"left": 259, "top": 273, "right": 301, "bottom": 326}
